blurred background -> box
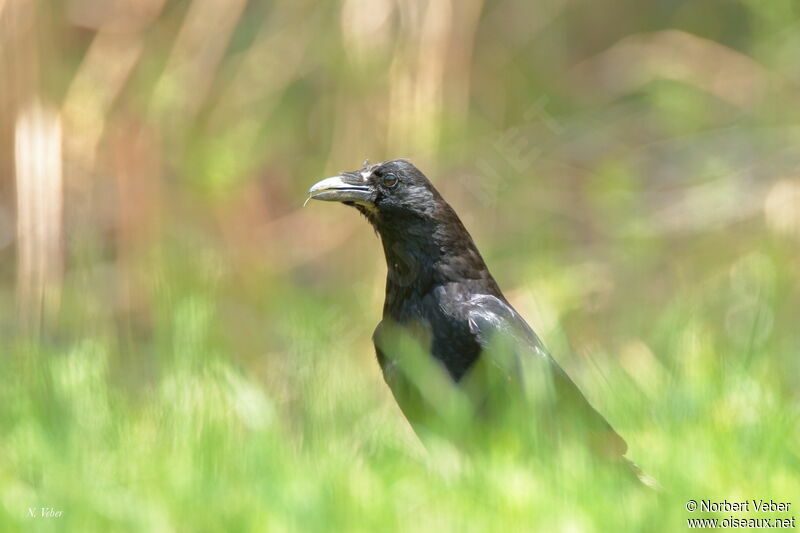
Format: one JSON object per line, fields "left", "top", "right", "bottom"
{"left": 1, "top": 0, "right": 799, "bottom": 531}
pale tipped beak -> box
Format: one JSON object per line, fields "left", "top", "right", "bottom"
{"left": 307, "top": 175, "right": 373, "bottom": 204}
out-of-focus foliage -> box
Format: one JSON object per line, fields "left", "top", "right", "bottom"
{"left": 0, "top": 0, "right": 798, "bottom": 531}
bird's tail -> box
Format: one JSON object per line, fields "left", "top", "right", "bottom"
{"left": 625, "top": 458, "right": 662, "bottom": 491}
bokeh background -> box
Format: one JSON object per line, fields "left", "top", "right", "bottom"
{"left": 1, "top": 0, "right": 799, "bottom": 531}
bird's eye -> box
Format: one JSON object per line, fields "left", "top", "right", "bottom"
{"left": 382, "top": 173, "right": 399, "bottom": 188}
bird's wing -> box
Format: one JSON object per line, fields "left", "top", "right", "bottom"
{"left": 463, "top": 294, "right": 628, "bottom": 458}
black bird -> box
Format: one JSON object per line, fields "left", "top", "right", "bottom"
{"left": 308, "top": 159, "right": 648, "bottom": 481}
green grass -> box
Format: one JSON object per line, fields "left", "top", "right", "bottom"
{"left": 3, "top": 0, "right": 799, "bottom": 530}
{"left": 1, "top": 241, "right": 798, "bottom": 533}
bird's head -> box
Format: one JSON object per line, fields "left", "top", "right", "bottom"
{"left": 306, "top": 159, "right": 443, "bottom": 228}
{"left": 308, "top": 159, "right": 489, "bottom": 288}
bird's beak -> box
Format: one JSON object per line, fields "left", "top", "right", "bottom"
{"left": 307, "top": 174, "right": 373, "bottom": 204}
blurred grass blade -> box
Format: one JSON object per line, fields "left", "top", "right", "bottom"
{"left": 15, "top": 101, "right": 63, "bottom": 332}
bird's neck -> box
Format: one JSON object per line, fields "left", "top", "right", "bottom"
{"left": 377, "top": 213, "right": 498, "bottom": 314}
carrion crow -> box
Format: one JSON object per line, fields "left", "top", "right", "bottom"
{"left": 308, "top": 159, "right": 652, "bottom": 484}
